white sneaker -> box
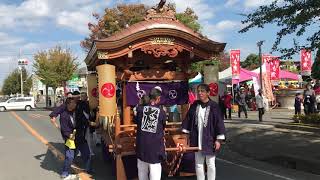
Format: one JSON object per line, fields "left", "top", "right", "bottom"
{"left": 62, "top": 174, "right": 78, "bottom": 180}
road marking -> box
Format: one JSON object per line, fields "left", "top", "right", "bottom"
{"left": 10, "top": 111, "right": 92, "bottom": 180}
{"left": 0, "top": 136, "right": 3, "bottom": 140}
{"left": 217, "top": 158, "right": 295, "bottom": 180}
{"left": 29, "top": 113, "right": 49, "bottom": 119}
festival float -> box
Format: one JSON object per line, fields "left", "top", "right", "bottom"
{"left": 84, "top": 1, "right": 225, "bottom": 179}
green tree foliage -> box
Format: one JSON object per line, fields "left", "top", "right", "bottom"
{"left": 175, "top": 7, "right": 201, "bottom": 32}
{"left": 81, "top": 3, "right": 201, "bottom": 51}
{"left": 190, "top": 52, "right": 229, "bottom": 73}
{"left": 283, "top": 60, "right": 299, "bottom": 73}
{"left": 311, "top": 50, "right": 320, "bottom": 79}
{"left": 2, "top": 67, "right": 32, "bottom": 95}
{"left": 241, "top": 54, "right": 260, "bottom": 70}
{"left": 239, "top": 0, "right": 320, "bottom": 58}
{"left": 33, "top": 46, "right": 78, "bottom": 106}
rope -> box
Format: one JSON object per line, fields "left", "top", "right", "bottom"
{"left": 165, "top": 142, "right": 185, "bottom": 177}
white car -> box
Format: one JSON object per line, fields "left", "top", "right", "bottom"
{"left": 0, "top": 97, "right": 36, "bottom": 111}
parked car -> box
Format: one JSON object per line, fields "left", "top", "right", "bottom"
{"left": 0, "top": 97, "right": 36, "bottom": 111}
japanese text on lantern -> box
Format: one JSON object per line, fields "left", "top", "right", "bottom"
{"left": 301, "top": 49, "right": 312, "bottom": 75}
{"left": 230, "top": 50, "right": 240, "bottom": 79}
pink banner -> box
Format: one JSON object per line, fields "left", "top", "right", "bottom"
{"left": 262, "top": 54, "right": 272, "bottom": 63}
{"left": 269, "top": 57, "right": 280, "bottom": 80}
{"left": 230, "top": 50, "right": 240, "bottom": 79}
{"left": 301, "top": 49, "right": 312, "bottom": 75}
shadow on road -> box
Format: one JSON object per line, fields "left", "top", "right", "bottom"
{"left": 34, "top": 142, "right": 116, "bottom": 180}
{"left": 226, "top": 126, "right": 320, "bottom": 175}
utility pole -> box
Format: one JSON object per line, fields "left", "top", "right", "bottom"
{"left": 19, "top": 49, "right": 23, "bottom": 97}
{"left": 257, "top": 41, "right": 264, "bottom": 91}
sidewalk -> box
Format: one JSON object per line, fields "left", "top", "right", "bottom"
{"left": 225, "top": 109, "right": 320, "bottom": 175}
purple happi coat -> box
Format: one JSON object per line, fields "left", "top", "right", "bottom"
{"left": 135, "top": 104, "right": 167, "bottom": 164}
{"left": 182, "top": 100, "right": 226, "bottom": 155}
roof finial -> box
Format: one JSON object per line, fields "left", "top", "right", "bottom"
{"left": 157, "top": 0, "right": 166, "bottom": 11}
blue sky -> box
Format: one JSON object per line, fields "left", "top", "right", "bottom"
{"left": 0, "top": 0, "right": 313, "bottom": 87}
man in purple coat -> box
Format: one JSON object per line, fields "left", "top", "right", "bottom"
{"left": 182, "top": 83, "right": 226, "bottom": 180}
{"left": 135, "top": 87, "right": 166, "bottom": 180}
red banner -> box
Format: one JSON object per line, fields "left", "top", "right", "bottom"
{"left": 269, "top": 57, "right": 280, "bottom": 80}
{"left": 230, "top": 50, "right": 240, "bottom": 79}
{"left": 301, "top": 49, "right": 312, "bottom": 75}
{"left": 262, "top": 54, "right": 272, "bottom": 63}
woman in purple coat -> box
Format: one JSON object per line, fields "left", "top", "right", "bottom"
{"left": 182, "top": 83, "right": 226, "bottom": 180}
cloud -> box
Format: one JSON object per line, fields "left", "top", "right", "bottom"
{"left": 202, "top": 20, "right": 241, "bottom": 42}
{"left": 0, "top": 32, "right": 24, "bottom": 46}
{"left": 225, "top": 0, "right": 240, "bottom": 7}
{"left": 216, "top": 20, "right": 241, "bottom": 31}
{"left": 244, "top": 0, "right": 274, "bottom": 8}
{"left": 0, "top": 0, "right": 110, "bottom": 35}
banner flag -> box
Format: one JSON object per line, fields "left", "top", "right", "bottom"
{"left": 230, "top": 50, "right": 240, "bottom": 79}
{"left": 300, "top": 49, "right": 312, "bottom": 76}
{"left": 269, "top": 57, "right": 280, "bottom": 80}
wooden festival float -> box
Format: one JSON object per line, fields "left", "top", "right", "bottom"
{"left": 84, "top": 2, "right": 226, "bottom": 179}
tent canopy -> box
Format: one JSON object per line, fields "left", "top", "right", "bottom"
{"left": 252, "top": 68, "right": 299, "bottom": 80}
{"left": 219, "top": 67, "right": 259, "bottom": 84}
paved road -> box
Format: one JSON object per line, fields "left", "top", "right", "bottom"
{"left": 0, "top": 109, "right": 319, "bottom": 180}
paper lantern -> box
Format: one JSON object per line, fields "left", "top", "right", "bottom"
{"left": 96, "top": 64, "right": 117, "bottom": 117}
{"left": 87, "top": 74, "right": 99, "bottom": 110}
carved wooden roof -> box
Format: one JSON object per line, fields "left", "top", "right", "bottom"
{"left": 85, "top": 5, "right": 226, "bottom": 70}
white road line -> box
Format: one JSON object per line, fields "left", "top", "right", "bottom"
{"left": 217, "top": 158, "right": 296, "bottom": 180}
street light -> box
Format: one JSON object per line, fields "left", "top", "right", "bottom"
{"left": 257, "top": 41, "right": 265, "bottom": 91}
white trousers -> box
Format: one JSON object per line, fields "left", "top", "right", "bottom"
{"left": 85, "top": 128, "right": 94, "bottom": 155}
{"left": 137, "top": 159, "right": 162, "bottom": 180}
{"left": 195, "top": 152, "right": 216, "bottom": 180}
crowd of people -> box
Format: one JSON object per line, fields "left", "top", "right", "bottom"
{"left": 49, "top": 91, "right": 100, "bottom": 179}
{"left": 219, "top": 86, "right": 267, "bottom": 122}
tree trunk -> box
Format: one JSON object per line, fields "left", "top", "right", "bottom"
{"left": 45, "top": 86, "right": 48, "bottom": 108}
{"left": 53, "top": 87, "right": 57, "bottom": 107}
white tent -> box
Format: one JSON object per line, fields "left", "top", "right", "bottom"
{"left": 218, "top": 67, "right": 232, "bottom": 82}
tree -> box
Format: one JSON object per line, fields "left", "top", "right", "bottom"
{"left": 2, "top": 67, "right": 32, "bottom": 95}
{"left": 241, "top": 54, "right": 260, "bottom": 70}
{"left": 239, "top": 0, "right": 320, "bottom": 58}
{"left": 81, "top": 3, "right": 201, "bottom": 51}
{"left": 282, "top": 60, "right": 299, "bottom": 73}
{"left": 190, "top": 51, "right": 229, "bottom": 73}
{"left": 33, "top": 46, "right": 78, "bottom": 107}
{"left": 312, "top": 50, "right": 320, "bottom": 79}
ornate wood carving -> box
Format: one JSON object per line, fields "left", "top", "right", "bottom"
{"left": 145, "top": 4, "right": 176, "bottom": 20}
{"left": 97, "top": 51, "right": 109, "bottom": 59}
{"left": 141, "top": 44, "right": 183, "bottom": 58}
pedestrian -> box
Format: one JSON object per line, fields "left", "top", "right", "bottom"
{"left": 223, "top": 91, "right": 232, "bottom": 119}
{"left": 181, "top": 83, "right": 226, "bottom": 180}
{"left": 50, "top": 92, "right": 75, "bottom": 129}
{"left": 304, "top": 85, "right": 315, "bottom": 115}
{"left": 255, "top": 89, "right": 265, "bottom": 122}
{"left": 81, "top": 92, "right": 95, "bottom": 156}
{"left": 294, "top": 93, "right": 302, "bottom": 115}
{"left": 50, "top": 97, "right": 91, "bottom": 179}
{"left": 219, "top": 95, "right": 226, "bottom": 119}
{"left": 135, "top": 87, "right": 167, "bottom": 180}
{"left": 236, "top": 89, "right": 248, "bottom": 118}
